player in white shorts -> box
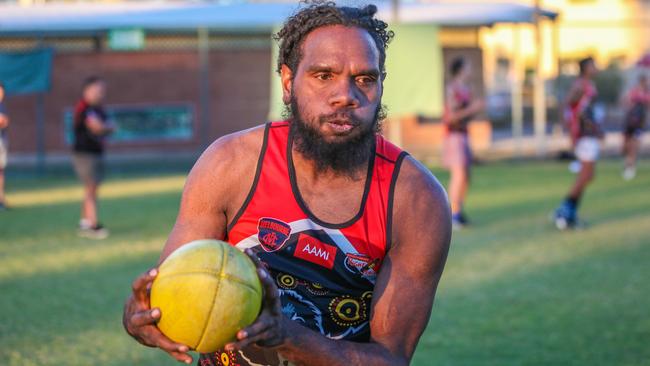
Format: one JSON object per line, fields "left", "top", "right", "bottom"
{"left": 554, "top": 57, "right": 603, "bottom": 229}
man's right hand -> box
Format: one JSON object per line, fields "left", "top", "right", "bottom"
{"left": 122, "top": 268, "right": 193, "bottom": 364}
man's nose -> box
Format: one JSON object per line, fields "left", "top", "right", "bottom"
{"left": 329, "top": 79, "right": 360, "bottom": 109}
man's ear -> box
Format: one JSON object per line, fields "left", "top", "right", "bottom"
{"left": 280, "top": 64, "right": 293, "bottom": 105}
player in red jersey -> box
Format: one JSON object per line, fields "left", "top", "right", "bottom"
{"left": 621, "top": 74, "right": 650, "bottom": 180}
{"left": 442, "top": 57, "right": 483, "bottom": 229}
{"left": 123, "top": 4, "right": 451, "bottom": 366}
{"left": 554, "top": 57, "right": 603, "bottom": 229}
{"left": 0, "top": 82, "right": 9, "bottom": 210}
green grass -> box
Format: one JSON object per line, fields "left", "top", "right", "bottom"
{"left": 1, "top": 159, "right": 649, "bottom": 366}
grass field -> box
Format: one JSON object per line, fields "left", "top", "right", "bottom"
{"left": 1, "top": 159, "right": 648, "bottom": 366}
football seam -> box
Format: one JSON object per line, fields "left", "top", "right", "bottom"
{"left": 196, "top": 249, "right": 227, "bottom": 352}
{"left": 220, "top": 273, "right": 262, "bottom": 297}
{"left": 156, "top": 272, "right": 260, "bottom": 296}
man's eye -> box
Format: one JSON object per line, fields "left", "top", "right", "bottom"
{"left": 356, "top": 76, "right": 377, "bottom": 86}
{"left": 315, "top": 73, "right": 333, "bottom": 81}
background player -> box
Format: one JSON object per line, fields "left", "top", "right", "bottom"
{"left": 554, "top": 57, "right": 603, "bottom": 229}
{"left": 621, "top": 74, "right": 649, "bottom": 180}
{"left": 442, "top": 57, "right": 484, "bottom": 229}
{"left": 0, "top": 82, "right": 9, "bottom": 210}
{"left": 72, "top": 76, "right": 114, "bottom": 239}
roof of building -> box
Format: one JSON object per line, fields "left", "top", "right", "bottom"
{"left": 0, "top": 1, "right": 558, "bottom": 36}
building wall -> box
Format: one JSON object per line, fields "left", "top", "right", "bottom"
{"left": 2, "top": 46, "right": 271, "bottom": 155}
{"left": 479, "top": 0, "right": 650, "bottom": 92}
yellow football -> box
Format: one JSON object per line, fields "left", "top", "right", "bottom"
{"left": 150, "top": 239, "right": 263, "bottom": 353}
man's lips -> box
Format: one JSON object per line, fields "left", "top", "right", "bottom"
{"left": 325, "top": 119, "right": 355, "bottom": 133}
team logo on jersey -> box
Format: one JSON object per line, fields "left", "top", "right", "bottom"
{"left": 344, "top": 253, "right": 378, "bottom": 281}
{"left": 257, "top": 217, "right": 291, "bottom": 252}
{"left": 294, "top": 233, "right": 337, "bottom": 269}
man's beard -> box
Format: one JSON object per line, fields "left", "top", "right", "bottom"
{"left": 287, "top": 97, "right": 384, "bottom": 176}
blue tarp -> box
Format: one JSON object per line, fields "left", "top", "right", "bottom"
{"left": 0, "top": 48, "right": 53, "bottom": 95}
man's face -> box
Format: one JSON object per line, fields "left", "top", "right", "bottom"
{"left": 84, "top": 82, "right": 106, "bottom": 105}
{"left": 280, "top": 25, "right": 383, "bottom": 174}
{"left": 282, "top": 25, "right": 382, "bottom": 144}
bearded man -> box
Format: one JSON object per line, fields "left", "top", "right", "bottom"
{"left": 123, "top": 3, "right": 451, "bottom": 365}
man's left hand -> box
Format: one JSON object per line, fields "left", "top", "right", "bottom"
{"left": 225, "top": 249, "right": 287, "bottom": 351}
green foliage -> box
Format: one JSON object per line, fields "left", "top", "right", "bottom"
{"left": 0, "top": 160, "right": 649, "bottom": 365}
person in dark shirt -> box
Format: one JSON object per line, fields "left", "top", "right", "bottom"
{"left": 0, "top": 82, "right": 9, "bottom": 210}
{"left": 72, "top": 76, "right": 114, "bottom": 239}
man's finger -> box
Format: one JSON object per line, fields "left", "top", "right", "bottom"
{"left": 236, "top": 317, "right": 273, "bottom": 341}
{"left": 166, "top": 350, "right": 194, "bottom": 364}
{"left": 132, "top": 268, "right": 158, "bottom": 303}
{"left": 129, "top": 308, "right": 161, "bottom": 327}
{"left": 245, "top": 249, "right": 265, "bottom": 269}
{"left": 244, "top": 249, "right": 279, "bottom": 305}
{"left": 226, "top": 329, "right": 275, "bottom": 351}
{"left": 257, "top": 268, "right": 280, "bottom": 304}
{"left": 154, "top": 333, "right": 191, "bottom": 355}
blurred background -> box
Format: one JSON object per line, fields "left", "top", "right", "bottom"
{"left": 1, "top": 0, "right": 649, "bottom": 165}
{"left": 0, "top": 1, "right": 648, "bottom": 365}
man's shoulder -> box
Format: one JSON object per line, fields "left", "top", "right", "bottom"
{"left": 397, "top": 156, "right": 441, "bottom": 189}
{"left": 389, "top": 155, "right": 451, "bottom": 249}
{"left": 200, "top": 123, "right": 268, "bottom": 169}
{"left": 212, "top": 123, "right": 267, "bottom": 151}
{"left": 393, "top": 155, "right": 448, "bottom": 216}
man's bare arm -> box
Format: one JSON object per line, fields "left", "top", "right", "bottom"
{"left": 230, "top": 156, "right": 452, "bottom": 366}
{"left": 122, "top": 126, "right": 264, "bottom": 364}
{"left": 159, "top": 125, "right": 266, "bottom": 261}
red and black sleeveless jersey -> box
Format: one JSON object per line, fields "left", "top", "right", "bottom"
{"left": 445, "top": 84, "right": 472, "bottom": 134}
{"left": 199, "top": 121, "right": 407, "bottom": 366}
{"left": 566, "top": 79, "right": 599, "bottom": 141}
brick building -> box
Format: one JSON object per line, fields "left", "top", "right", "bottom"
{"left": 0, "top": 1, "right": 556, "bottom": 164}
{"left": 1, "top": 35, "right": 272, "bottom": 159}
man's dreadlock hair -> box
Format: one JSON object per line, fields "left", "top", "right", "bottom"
{"left": 274, "top": 1, "right": 394, "bottom": 79}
